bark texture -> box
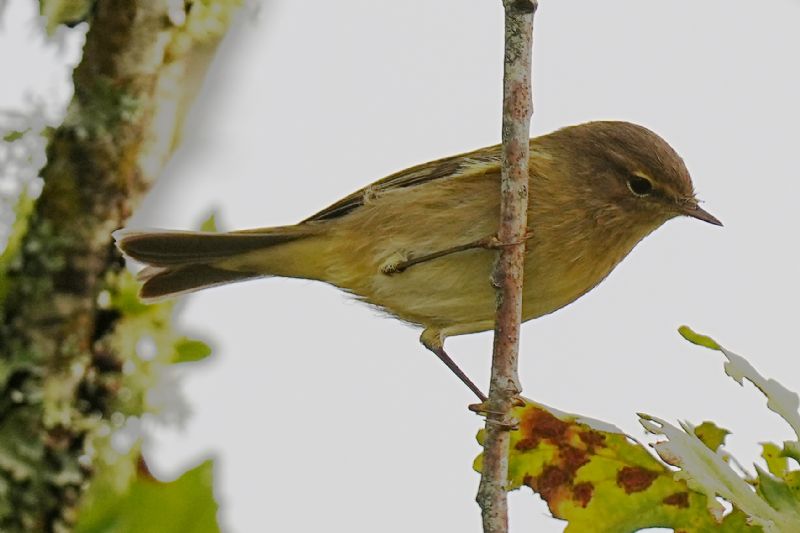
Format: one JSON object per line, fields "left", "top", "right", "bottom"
{"left": 0, "top": 1, "right": 239, "bottom": 530}
{"left": 477, "top": 1, "right": 537, "bottom": 532}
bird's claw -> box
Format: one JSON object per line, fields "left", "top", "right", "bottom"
{"left": 468, "top": 401, "right": 521, "bottom": 431}
{"left": 479, "top": 230, "right": 534, "bottom": 250}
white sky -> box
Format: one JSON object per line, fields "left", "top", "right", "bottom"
{"left": 3, "top": 0, "right": 800, "bottom": 531}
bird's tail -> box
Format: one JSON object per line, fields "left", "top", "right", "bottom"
{"left": 114, "top": 225, "right": 323, "bottom": 301}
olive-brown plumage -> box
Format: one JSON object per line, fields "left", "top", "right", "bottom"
{"left": 116, "top": 121, "right": 720, "bottom": 394}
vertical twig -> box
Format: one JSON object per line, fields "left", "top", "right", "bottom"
{"left": 477, "top": 1, "right": 537, "bottom": 531}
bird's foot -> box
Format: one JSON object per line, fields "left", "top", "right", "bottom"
{"left": 468, "top": 395, "right": 525, "bottom": 430}
{"left": 478, "top": 230, "right": 534, "bottom": 250}
{"left": 380, "top": 250, "right": 412, "bottom": 275}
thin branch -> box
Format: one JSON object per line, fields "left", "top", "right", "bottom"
{"left": 477, "top": 1, "right": 537, "bottom": 532}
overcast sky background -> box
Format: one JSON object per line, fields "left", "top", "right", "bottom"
{"left": 3, "top": 0, "right": 800, "bottom": 531}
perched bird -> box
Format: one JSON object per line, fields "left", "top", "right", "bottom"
{"left": 116, "top": 121, "right": 721, "bottom": 400}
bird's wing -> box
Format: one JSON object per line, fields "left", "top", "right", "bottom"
{"left": 302, "top": 145, "right": 502, "bottom": 223}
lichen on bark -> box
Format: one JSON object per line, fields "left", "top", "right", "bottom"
{"left": 0, "top": 1, "right": 241, "bottom": 530}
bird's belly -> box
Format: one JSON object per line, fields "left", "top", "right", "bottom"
{"left": 332, "top": 246, "right": 610, "bottom": 334}
{"left": 357, "top": 249, "right": 498, "bottom": 328}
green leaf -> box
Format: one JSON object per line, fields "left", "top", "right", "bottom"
{"left": 762, "top": 443, "right": 789, "bottom": 477}
{"left": 107, "top": 270, "right": 152, "bottom": 316}
{"left": 783, "top": 442, "right": 800, "bottom": 464}
{"left": 0, "top": 191, "right": 36, "bottom": 307}
{"left": 75, "top": 459, "right": 219, "bottom": 533}
{"left": 199, "top": 213, "right": 218, "bottom": 232}
{"left": 678, "top": 325, "right": 722, "bottom": 351}
{"left": 2, "top": 130, "right": 26, "bottom": 142}
{"left": 785, "top": 472, "right": 800, "bottom": 499}
{"left": 694, "top": 421, "right": 730, "bottom": 452}
{"left": 755, "top": 466, "right": 800, "bottom": 523}
{"left": 475, "top": 401, "right": 760, "bottom": 532}
{"left": 174, "top": 338, "right": 212, "bottom": 363}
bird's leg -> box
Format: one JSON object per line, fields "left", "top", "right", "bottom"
{"left": 420, "top": 329, "right": 487, "bottom": 402}
{"left": 382, "top": 231, "right": 533, "bottom": 275}
{"left": 382, "top": 236, "right": 495, "bottom": 275}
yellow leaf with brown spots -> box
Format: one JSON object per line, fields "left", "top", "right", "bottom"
{"left": 475, "top": 401, "right": 760, "bottom": 532}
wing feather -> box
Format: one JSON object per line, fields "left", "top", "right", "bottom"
{"left": 302, "top": 145, "right": 502, "bottom": 223}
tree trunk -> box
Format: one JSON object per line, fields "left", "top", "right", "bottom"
{"left": 0, "top": 2, "right": 240, "bottom": 530}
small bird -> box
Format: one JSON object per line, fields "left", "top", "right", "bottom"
{"left": 116, "top": 121, "right": 721, "bottom": 400}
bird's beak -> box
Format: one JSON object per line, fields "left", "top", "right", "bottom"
{"left": 682, "top": 202, "right": 723, "bottom": 226}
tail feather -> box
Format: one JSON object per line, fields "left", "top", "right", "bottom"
{"left": 114, "top": 225, "right": 319, "bottom": 301}
{"left": 138, "top": 264, "right": 259, "bottom": 301}
{"left": 114, "top": 227, "right": 306, "bottom": 266}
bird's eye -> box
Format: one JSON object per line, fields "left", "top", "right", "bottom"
{"left": 627, "top": 174, "right": 653, "bottom": 197}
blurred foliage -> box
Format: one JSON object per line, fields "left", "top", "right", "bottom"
{"left": 0, "top": 260, "right": 219, "bottom": 530}
{"left": 75, "top": 459, "right": 218, "bottom": 533}
{"left": 165, "top": 0, "right": 244, "bottom": 58}
{"left": 0, "top": 118, "right": 217, "bottom": 529}
{"left": 40, "top": 0, "right": 94, "bottom": 33}
{"left": 2, "top": 130, "right": 27, "bottom": 143}
{"left": 67, "top": 250, "right": 219, "bottom": 530}
{"left": 174, "top": 338, "right": 213, "bottom": 364}
{"left": 0, "top": 109, "right": 50, "bottom": 263}
{"left": 0, "top": 191, "right": 35, "bottom": 308}
{"left": 200, "top": 212, "right": 218, "bottom": 233}
{"left": 476, "top": 329, "right": 800, "bottom": 532}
